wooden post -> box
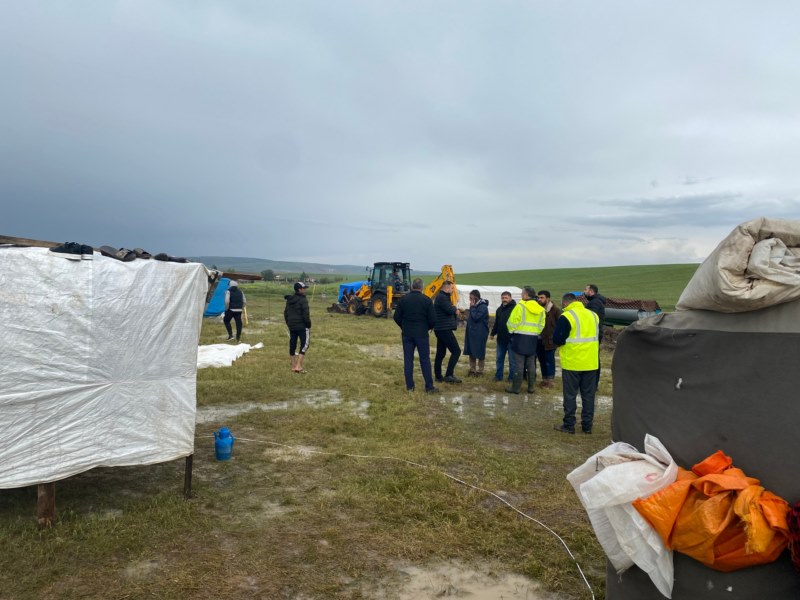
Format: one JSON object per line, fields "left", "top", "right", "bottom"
{"left": 183, "top": 454, "right": 193, "bottom": 499}
{"left": 37, "top": 482, "right": 55, "bottom": 528}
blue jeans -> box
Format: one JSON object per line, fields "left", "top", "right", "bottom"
{"left": 495, "top": 339, "right": 516, "bottom": 381}
{"left": 402, "top": 335, "right": 435, "bottom": 391}
{"left": 536, "top": 341, "right": 556, "bottom": 380}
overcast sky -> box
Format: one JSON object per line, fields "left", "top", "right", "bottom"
{"left": 3, "top": 1, "right": 800, "bottom": 272}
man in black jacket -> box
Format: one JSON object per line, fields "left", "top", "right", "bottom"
{"left": 393, "top": 278, "right": 437, "bottom": 393}
{"left": 433, "top": 281, "right": 462, "bottom": 383}
{"left": 490, "top": 291, "right": 516, "bottom": 382}
{"left": 284, "top": 282, "right": 311, "bottom": 373}
{"left": 584, "top": 284, "right": 606, "bottom": 341}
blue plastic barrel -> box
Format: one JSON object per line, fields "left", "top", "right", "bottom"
{"left": 214, "top": 426, "right": 234, "bottom": 461}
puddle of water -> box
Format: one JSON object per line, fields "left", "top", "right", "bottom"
{"left": 376, "top": 561, "right": 557, "bottom": 600}
{"left": 196, "top": 390, "right": 370, "bottom": 424}
{"left": 435, "top": 391, "right": 612, "bottom": 419}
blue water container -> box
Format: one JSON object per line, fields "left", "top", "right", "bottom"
{"left": 214, "top": 427, "right": 234, "bottom": 461}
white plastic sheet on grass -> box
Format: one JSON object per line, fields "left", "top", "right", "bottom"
{"left": 0, "top": 247, "right": 208, "bottom": 489}
{"left": 455, "top": 285, "right": 522, "bottom": 315}
{"left": 567, "top": 434, "right": 677, "bottom": 599}
{"left": 197, "top": 342, "right": 263, "bottom": 368}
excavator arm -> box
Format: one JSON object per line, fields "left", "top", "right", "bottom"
{"left": 424, "top": 265, "right": 458, "bottom": 306}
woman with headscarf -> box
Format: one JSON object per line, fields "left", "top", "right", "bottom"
{"left": 464, "top": 289, "right": 490, "bottom": 376}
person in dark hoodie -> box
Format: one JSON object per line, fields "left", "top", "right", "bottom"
{"left": 433, "top": 280, "right": 462, "bottom": 383}
{"left": 464, "top": 289, "right": 490, "bottom": 376}
{"left": 223, "top": 280, "right": 246, "bottom": 342}
{"left": 505, "top": 286, "right": 545, "bottom": 394}
{"left": 490, "top": 291, "right": 516, "bottom": 382}
{"left": 284, "top": 281, "right": 311, "bottom": 373}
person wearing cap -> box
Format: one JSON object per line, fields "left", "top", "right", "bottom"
{"left": 224, "top": 280, "right": 246, "bottom": 342}
{"left": 284, "top": 282, "right": 312, "bottom": 373}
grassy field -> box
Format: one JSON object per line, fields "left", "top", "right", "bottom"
{"left": 0, "top": 269, "right": 693, "bottom": 599}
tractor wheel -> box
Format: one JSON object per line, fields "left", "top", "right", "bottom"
{"left": 371, "top": 293, "right": 386, "bottom": 317}
{"left": 347, "top": 299, "right": 361, "bottom": 315}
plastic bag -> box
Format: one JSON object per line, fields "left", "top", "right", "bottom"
{"left": 633, "top": 450, "right": 790, "bottom": 572}
{"left": 568, "top": 434, "right": 678, "bottom": 598}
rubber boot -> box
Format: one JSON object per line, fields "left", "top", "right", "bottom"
{"left": 477, "top": 359, "right": 484, "bottom": 376}
{"left": 506, "top": 370, "right": 522, "bottom": 394}
{"left": 527, "top": 372, "right": 536, "bottom": 393}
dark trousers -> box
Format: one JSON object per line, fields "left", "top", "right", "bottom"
{"left": 434, "top": 329, "right": 461, "bottom": 378}
{"left": 511, "top": 352, "right": 535, "bottom": 392}
{"left": 561, "top": 369, "right": 598, "bottom": 432}
{"left": 402, "top": 335, "right": 434, "bottom": 391}
{"left": 536, "top": 341, "right": 556, "bottom": 379}
{"left": 224, "top": 310, "right": 243, "bottom": 339}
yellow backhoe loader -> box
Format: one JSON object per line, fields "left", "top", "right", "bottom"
{"left": 346, "top": 263, "right": 457, "bottom": 317}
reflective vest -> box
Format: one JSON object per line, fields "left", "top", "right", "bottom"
{"left": 558, "top": 301, "right": 599, "bottom": 371}
{"left": 506, "top": 299, "right": 545, "bottom": 336}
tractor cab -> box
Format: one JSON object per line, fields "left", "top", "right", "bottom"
{"left": 369, "top": 262, "right": 411, "bottom": 295}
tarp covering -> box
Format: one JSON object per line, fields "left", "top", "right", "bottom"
{"left": 197, "top": 342, "right": 263, "bottom": 369}
{"left": 455, "top": 285, "right": 522, "bottom": 315}
{"left": 204, "top": 277, "right": 230, "bottom": 317}
{"left": 609, "top": 255, "right": 800, "bottom": 597}
{"left": 677, "top": 217, "right": 800, "bottom": 313}
{"left": 338, "top": 280, "right": 367, "bottom": 302}
{"left": 0, "top": 247, "right": 208, "bottom": 489}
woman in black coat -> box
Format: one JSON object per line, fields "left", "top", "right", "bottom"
{"left": 464, "top": 289, "right": 490, "bottom": 376}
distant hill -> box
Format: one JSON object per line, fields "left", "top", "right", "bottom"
{"left": 189, "top": 256, "right": 368, "bottom": 276}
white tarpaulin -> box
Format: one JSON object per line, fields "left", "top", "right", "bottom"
{"left": 197, "top": 342, "right": 263, "bottom": 369}
{"left": 455, "top": 285, "right": 522, "bottom": 315}
{"left": 0, "top": 247, "right": 208, "bottom": 488}
{"left": 677, "top": 217, "right": 800, "bottom": 313}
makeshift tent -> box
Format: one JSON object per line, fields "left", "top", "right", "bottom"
{"left": 338, "top": 280, "right": 367, "bottom": 302}
{"left": 204, "top": 277, "right": 230, "bottom": 317}
{"left": 608, "top": 217, "right": 800, "bottom": 599}
{"left": 455, "top": 285, "right": 522, "bottom": 315}
{"left": 0, "top": 246, "right": 208, "bottom": 490}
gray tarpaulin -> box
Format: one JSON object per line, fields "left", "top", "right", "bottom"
{"left": 609, "top": 218, "right": 800, "bottom": 598}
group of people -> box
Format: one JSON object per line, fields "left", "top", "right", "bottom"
{"left": 393, "top": 280, "right": 607, "bottom": 434}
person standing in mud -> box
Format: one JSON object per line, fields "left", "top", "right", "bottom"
{"left": 393, "top": 278, "right": 438, "bottom": 393}
{"left": 464, "top": 289, "right": 490, "bottom": 376}
{"left": 553, "top": 292, "right": 600, "bottom": 434}
{"left": 505, "top": 286, "right": 545, "bottom": 394}
{"left": 535, "top": 290, "right": 561, "bottom": 387}
{"left": 433, "top": 280, "right": 462, "bottom": 384}
{"left": 490, "top": 291, "right": 516, "bottom": 382}
{"left": 284, "top": 282, "right": 311, "bottom": 373}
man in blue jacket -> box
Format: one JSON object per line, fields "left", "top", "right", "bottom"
{"left": 393, "top": 278, "right": 438, "bottom": 393}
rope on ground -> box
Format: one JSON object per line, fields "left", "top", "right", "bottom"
{"left": 200, "top": 433, "right": 596, "bottom": 600}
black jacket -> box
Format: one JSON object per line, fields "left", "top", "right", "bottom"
{"left": 393, "top": 290, "right": 435, "bottom": 338}
{"left": 490, "top": 299, "right": 516, "bottom": 344}
{"left": 227, "top": 286, "right": 245, "bottom": 310}
{"left": 585, "top": 293, "right": 606, "bottom": 341}
{"left": 433, "top": 290, "right": 457, "bottom": 331}
{"left": 284, "top": 293, "right": 311, "bottom": 330}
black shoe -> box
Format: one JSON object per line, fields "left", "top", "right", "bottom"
{"left": 582, "top": 429, "right": 592, "bottom": 434}
{"left": 81, "top": 245, "right": 94, "bottom": 260}
{"left": 435, "top": 376, "right": 444, "bottom": 382}
{"left": 226, "top": 336, "right": 234, "bottom": 341}
{"left": 553, "top": 424, "right": 575, "bottom": 434}
{"left": 49, "top": 242, "right": 83, "bottom": 260}
{"left": 425, "top": 387, "right": 439, "bottom": 394}
{"left": 406, "top": 387, "right": 415, "bottom": 392}
{"left": 527, "top": 388, "right": 535, "bottom": 393}
{"left": 443, "top": 375, "right": 462, "bottom": 384}
{"left": 505, "top": 387, "right": 520, "bottom": 395}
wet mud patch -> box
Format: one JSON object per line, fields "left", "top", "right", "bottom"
{"left": 433, "top": 390, "right": 612, "bottom": 419}
{"left": 369, "top": 560, "right": 564, "bottom": 599}
{"left": 356, "top": 344, "right": 404, "bottom": 361}
{"left": 197, "top": 390, "right": 370, "bottom": 424}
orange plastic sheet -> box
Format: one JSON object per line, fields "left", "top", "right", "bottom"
{"left": 633, "top": 450, "right": 790, "bottom": 572}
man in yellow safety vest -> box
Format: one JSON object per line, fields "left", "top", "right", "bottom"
{"left": 552, "top": 292, "right": 600, "bottom": 434}
{"left": 505, "top": 286, "right": 546, "bottom": 394}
